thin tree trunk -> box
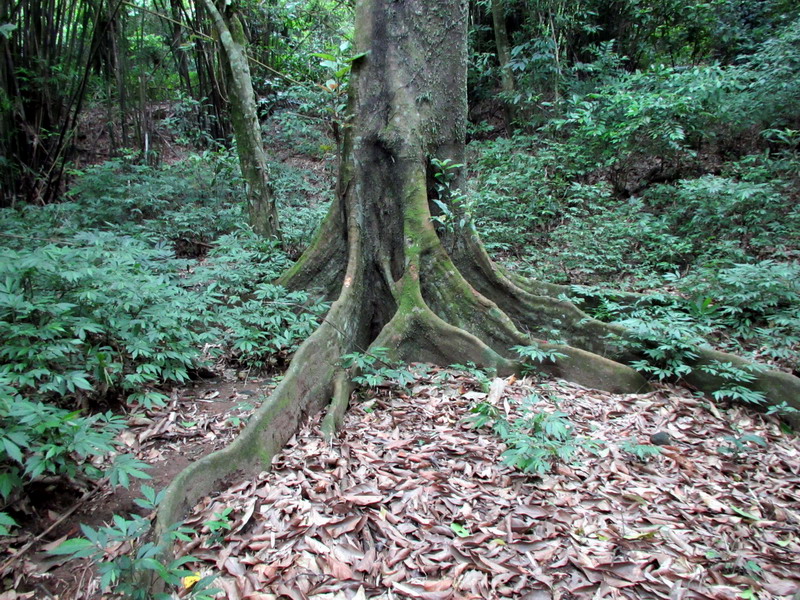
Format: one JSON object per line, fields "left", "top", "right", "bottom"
{"left": 202, "top": 0, "right": 279, "bottom": 240}
{"left": 491, "top": 0, "right": 517, "bottom": 130}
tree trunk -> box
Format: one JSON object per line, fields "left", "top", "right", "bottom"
{"left": 491, "top": 0, "right": 517, "bottom": 130}
{"left": 154, "top": 0, "right": 800, "bottom": 555}
{"left": 203, "top": 0, "right": 279, "bottom": 239}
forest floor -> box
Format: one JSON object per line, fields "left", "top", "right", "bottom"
{"left": 1, "top": 371, "right": 272, "bottom": 599}
{"left": 9, "top": 366, "right": 799, "bottom": 600}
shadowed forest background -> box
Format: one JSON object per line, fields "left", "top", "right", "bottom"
{"left": 1, "top": 0, "right": 799, "bottom": 598}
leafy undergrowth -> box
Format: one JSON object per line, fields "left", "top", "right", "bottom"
{"left": 0, "top": 371, "right": 269, "bottom": 598}
{"left": 161, "top": 367, "right": 799, "bottom": 600}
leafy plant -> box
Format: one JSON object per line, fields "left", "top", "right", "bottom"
{"left": 448, "top": 362, "right": 493, "bottom": 392}
{"left": 430, "top": 158, "right": 474, "bottom": 236}
{"left": 0, "top": 377, "right": 150, "bottom": 524}
{"left": 312, "top": 40, "right": 367, "bottom": 133}
{"left": 0, "top": 512, "right": 16, "bottom": 535}
{"left": 611, "top": 304, "right": 710, "bottom": 381}
{"left": 469, "top": 395, "right": 590, "bottom": 475}
{"left": 340, "top": 348, "right": 416, "bottom": 389}
{"left": 203, "top": 507, "right": 233, "bottom": 546}
{"left": 511, "top": 342, "right": 567, "bottom": 375}
{"left": 674, "top": 261, "right": 800, "bottom": 368}
{"left": 619, "top": 439, "right": 663, "bottom": 461}
{"left": 0, "top": 236, "right": 209, "bottom": 409}
{"left": 698, "top": 361, "right": 767, "bottom": 405}
{"left": 643, "top": 177, "right": 795, "bottom": 259}
{"left": 550, "top": 64, "right": 728, "bottom": 192}
{"left": 718, "top": 433, "right": 768, "bottom": 458}
{"left": 48, "top": 486, "right": 218, "bottom": 600}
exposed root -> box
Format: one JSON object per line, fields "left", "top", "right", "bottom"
{"left": 156, "top": 203, "right": 370, "bottom": 540}
{"left": 155, "top": 215, "right": 800, "bottom": 564}
{"left": 451, "top": 230, "right": 800, "bottom": 420}
{"left": 685, "top": 347, "right": 800, "bottom": 428}
{"left": 420, "top": 249, "right": 529, "bottom": 352}
{"left": 320, "top": 370, "right": 354, "bottom": 441}
{"left": 156, "top": 312, "right": 349, "bottom": 539}
{"left": 451, "top": 230, "right": 630, "bottom": 358}
{"left": 372, "top": 301, "right": 516, "bottom": 372}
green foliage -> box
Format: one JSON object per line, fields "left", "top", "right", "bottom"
{"left": 619, "top": 439, "right": 663, "bottom": 461}
{"left": 0, "top": 156, "right": 328, "bottom": 518}
{"left": 672, "top": 261, "right": 800, "bottom": 369}
{"left": 448, "top": 362, "right": 493, "bottom": 393}
{"left": 591, "top": 282, "right": 797, "bottom": 390}
{"left": 430, "top": 158, "right": 473, "bottom": 235}
{"left": 551, "top": 65, "right": 727, "bottom": 189}
{"left": 203, "top": 507, "right": 233, "bottom": 546}
{"left": 611, "top": 303, "right": 709, "bottom": 381}
{"left": 267, "top": 91, "right": 336, "bottom": 159}
{"left": 470, "top": 137, "right": 690, "bottom": 285}
{"left": 0, "top": 378, "right": 151, "bottom": 528}
{"left": 0, "top": 512, "right": 17, "bottom": 535}
{"left": 61, "top": 152, "right": 245, "bottom": 251}
{"left": 191, "top": 230, "right": 328, "bottom": 369}
{"left": 312, "top": 40, "right": 365, "bottom": 128}
{"left": 470, "top": 135, "right": 566, "bottom": 254}
{"left": 0, "top": 235, "right": 209, "bottom": 407}
{"left": 271, "top": 160, "right": 332, "bottom": 255}
{"left": 698, "top": 361, "right": 767, "bottom": 405}
{"left": 511, "top": 343, "right": 566, "bottom": 376}
{"left": 643, "top": 177, "right": 797, "bottom": 259}
{"left": 729, "top": 17, "right": 800, "bottom": 129}
{"left": 49, "top": 486, "right": 218, "bottom": 600}
{"left": 765, "top": 402, "right": 799, "bottom": 421}
{"left": 718, "top": 433, "right": 768, "bottom": 457}
{"left": 340, "top": 348, "right": 416, "bottom": 389}
{"left": 469, "top": 394, "right": 591, "bottom": 475}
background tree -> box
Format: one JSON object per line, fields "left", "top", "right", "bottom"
{"left": 490, "top": 0, "right": 517, "bottom": 129}
{"left": 202, "top": 0, "right": 279, "bottom": 239}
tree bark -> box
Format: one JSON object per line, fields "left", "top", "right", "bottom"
{"left": 154, "top": 0, "right": 800, "bottom": 561}
{"left": 203, "top": 0, "right": 280, "bottom": 239}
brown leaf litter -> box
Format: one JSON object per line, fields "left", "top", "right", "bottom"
{"left": 169, "top": 367, "right": 800, "bottom": 600}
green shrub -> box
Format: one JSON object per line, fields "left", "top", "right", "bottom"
{"left": 0, "top": 234, "right": 211, "bottom": 409}
{"left": 551, "top": 64, "right": 729, "bottom": 190}
{"left": 189, "top": 229, "right": 329, "bottom": 370}
{"left": 468, "top": 393, "right": 594, "bottom": 475}
{"left": 49, "top": 485, "right": 218, "bottom": 600}
{"left": 610, "top": 301, "right": 712, "bottom": 381}
{"left": 729, "top": 17, "right": 800, "bottom": 130}
{"left": 0, "top": 376, "right": 150, "bottom": 535}
{"left": 340, "top": 348, "right": 416, "bottom": 389}
{"left": 643, "top": 176, "right": 797, "bottom": 258}
{"left": 673, "top": 260, "right": 800, "bottom": 368}
{"left": 271, "top": 161, "right": 332, "bottom": 255}
{"left": 471, "top": 135, "right": 572, "bottom": 253}
{"left": 60, "top": 152, "right": 245, "bottom": 253}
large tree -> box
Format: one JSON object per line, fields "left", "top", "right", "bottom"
{"left": 156, "top": 0, "right": 800, "bottom": 540}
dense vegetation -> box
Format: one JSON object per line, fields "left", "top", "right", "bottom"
{"left": 1, "top": 0, "right": 799, "bottom": 595}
